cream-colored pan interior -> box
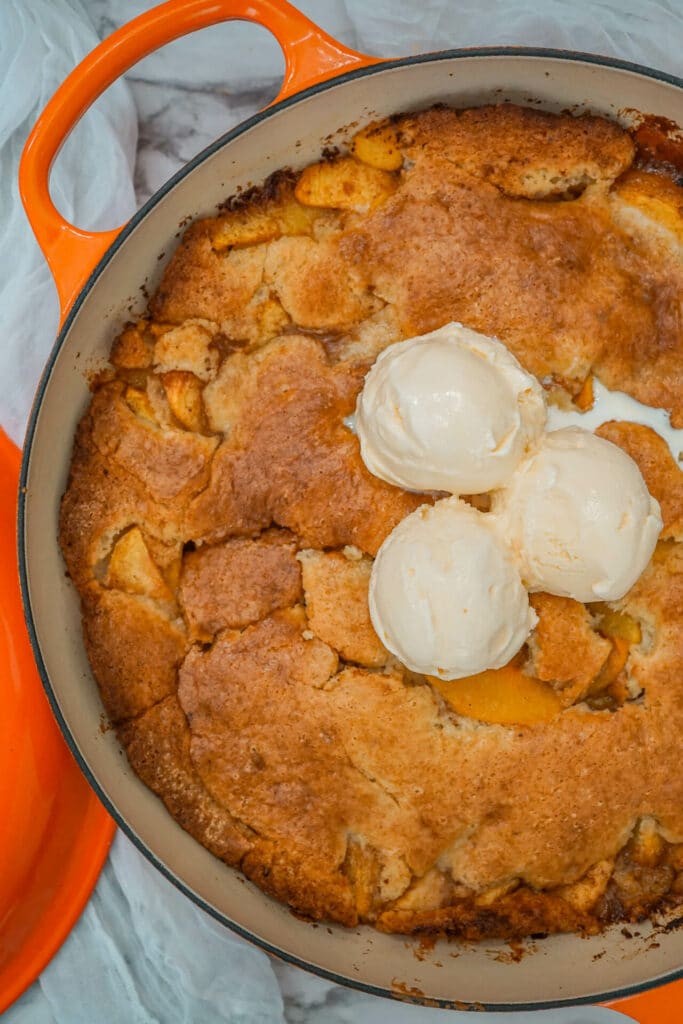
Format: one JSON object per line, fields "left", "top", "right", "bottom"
{"left": 21, "top": 53, "right": 683, "bottom": 1009}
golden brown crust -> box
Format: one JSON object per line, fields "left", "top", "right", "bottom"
{"left": 396, "top": 104, "right": 635, "bottom": 199}
{"left": 183, "top": 335, "right": 422, "bottom": 552}
{"left": 150, "top": 222, "right": 266, "bottom": 325}
{"left": 298, "top": 549, "right": 388, "bottom": 667}
{"left": 343, "top": 179, "right": 682, "bottom": 409}
{"left": 82, "top": 583, "right": 186, "bottom": 724}
{"left": 264, "top": 236, "right": 381, "bottom": 331}
{"left": 175, "top": 607, "right": 683, "bottom": 926}
{"left": 595, "top": 421, "right": 683, "bottom": 540}
{"left": 179, "top": 530, "right": 302, "bottom": 637}
{"left": 377, "top": 888, "right": 595, "bottom": 940}
{"left": 59, "top": 398, "right": 184, "bottom": 591}
{"left": 61, "top": 102, "right": 683, "bottom": 939}
{"left": 111, "top": 322, "right": 153, "bottom": 369}
{"left": 152, "top": 320, "right": 220, "bottom": 381}
{"left": 118, "top": 695, "right": 252, "bottom": 863}
{"left": 528, "top": 594, "right": 611, "bottom": 706}
{"left": 90, "top": 382, "right": 218, "bottom": 502}
{"left": 611, "top": 168, "right": 683, "bottom": 248}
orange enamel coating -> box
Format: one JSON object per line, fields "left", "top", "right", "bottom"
{"left": 18, "top": 0, "right": 379, "bottom": 322}
{"left": 0, "top": 429, "right": 114, "bottom": 1013}
{"left": 604, "top": 981, "right": 683, "bottom": 1021}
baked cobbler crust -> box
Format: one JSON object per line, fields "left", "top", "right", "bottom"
{"left": 60, "top": 104, "right": 683, "bottom": 938}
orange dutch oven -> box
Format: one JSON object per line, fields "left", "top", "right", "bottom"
{"left": 8, "top": 0, "right": 683, "bottom": 1017}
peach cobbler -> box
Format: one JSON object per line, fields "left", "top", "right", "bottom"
{"left": 60, "top": 104, "right": 683, "bottom": 939}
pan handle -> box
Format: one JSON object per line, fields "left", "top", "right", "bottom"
{"left": 19, "top": 0, "right": 378, "bottom": 323}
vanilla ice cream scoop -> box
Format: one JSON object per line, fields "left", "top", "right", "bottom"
{"left": 369, "top": 498, "right": 537, "bottom": 680}
{"left": 355, "top": 323, "right": 546, "bottom": 495}
{"left": 492, "top": 427, "right": 662, "bottom": 602}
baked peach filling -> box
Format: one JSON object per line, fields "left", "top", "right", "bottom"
{"left": 591, "top": 605, "right": 643, "bottom": 697}
{"left": 429, "top": 606, "right": 643, "bottom": 725}
{"left": 429, "top": 658, "right": 562, "bottom": 725}
{"left": 61, "top": 103, "right": 682, "bottom": 938}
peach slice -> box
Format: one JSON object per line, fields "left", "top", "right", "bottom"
{"left": 210, "top": 195, "right": 318, "bottom": 250}
{"left": 588, "top": 605, "right": 642, "bottom": 696}
{"left": 162, "top": 371, "right": 205, "bottom": 432}
{"left": 593, "top": 606, "right": 642, "bottom": 645}
{"left": 475, "top": 877, "right": 520, "bottom": 907}
{"left": 352, "top": 121, "right": 404, "bottom": 171}
{"left": 106, "top": 527, "right": 173, "bottom": 603}
{"left": 429, "top": 661, "right": 562, "bottom": 726}
{"left": 574, "top": 374, "right": 594, "bottom": 411}
{"left": 162, "top": 555, "right": 182, "bottom": 594}
{"left": 592, "top": 635, "right": 630, "bottom": 691}
{"left": 295, "top": 157, "right": 397, "bottom": 211}
{"left": 343, "top": 838, "right": 380, "bottom": 917}
{"left": 124, "top": 385, "right": 157, "bottom": 425}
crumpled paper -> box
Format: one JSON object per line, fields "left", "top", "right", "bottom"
{"left": 2, "top": 0, "right": 680, "bottom": 1021}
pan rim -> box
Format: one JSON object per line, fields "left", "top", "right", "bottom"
{"left": 18, "top": 45, "right": 683, "bottom": 1011}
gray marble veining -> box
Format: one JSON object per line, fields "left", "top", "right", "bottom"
{"left": 130, "top": 76, "right": 280, "bottom": 204}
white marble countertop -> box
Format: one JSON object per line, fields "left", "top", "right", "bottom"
{"left": 5, "top": 0, "right": 682, "bottom": 1020}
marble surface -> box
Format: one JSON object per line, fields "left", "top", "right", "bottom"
{"left": 7, "top": 0, "right": 683, "bottom": 1020}
{"left": 85, "top": 0, "right": 683, "bottom": 208}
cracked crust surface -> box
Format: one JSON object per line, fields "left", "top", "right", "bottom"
{"left": 297, "top": 549, "right": 387, "bottom": 667}
{"left": 595, "top": 422, "right": 683, "bottom": 540}
{"left": 528, "top": 594, "right": 611, "bottom": 707}
{"left": 179, "top": 529, "right": 302, "bottom": 637}
{"left": 184, "top": 335, "right": 422, "bottom": 551}
{"left": 60, "top": 103, "right": 683, "bottom": 938}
